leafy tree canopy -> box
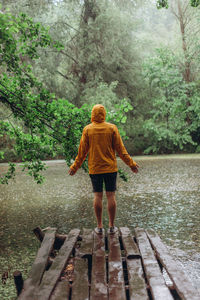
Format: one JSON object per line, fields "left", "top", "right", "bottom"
{"left": 143, "top": 48, "right": 200, "bottom": 154}
{"left": 0, "top": 10, "right": 132, "bottom": 184}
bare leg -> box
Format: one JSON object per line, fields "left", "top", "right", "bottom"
{"left": 93, "top": 192, "right": 103, "bottom": 228}
{"left": 106, "top": 191, "right": 116, "bottom": 227}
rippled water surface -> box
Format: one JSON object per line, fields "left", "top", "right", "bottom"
{"left": 0, "top": 154, "right": 200, "bottom": 298}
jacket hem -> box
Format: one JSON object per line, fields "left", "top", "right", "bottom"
{"left": 89, "top": 168, "right": 118, "bottom": 175}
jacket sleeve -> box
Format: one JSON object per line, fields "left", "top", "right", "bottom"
{"left": 113, "top": 125, "right": 137, "bottom": 168}
{"left": 70, "top": 127, "right": 89, "bottom": 173}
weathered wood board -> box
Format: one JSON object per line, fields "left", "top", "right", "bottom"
{"left": 108, "top": 230, "right": 126, "bottom": 300}
{"left": 120, "top": 227, "right": 140, "bottom": 258}
{"left": 18, "top": 228, "right": 56, "bottom": 300}
{"left": 90, "top": 230, "right": 107, "bottom": 300}
{"left": 78, "top": 228, "right": 93, "bottom": 258}
{"left": 135, "top": 227, "right": 174, "bottom": 300}
{"left": 126, "top": 258, "right": 149, "bottom": 300}
{"left": 71, "top": 257, "right": 89, "bottom": 300}
{"left": 50, "top": 279, "right": 70, "bottom": 300}
{"left": 71, "top": 229, "right": 93, "bottom": 300}
{"left": 146, "top": 229, "right": 200, "bottom": 300}
{"left": 120, "top": 227, "right": 148, "bottom": 300}
{"left": 15, "top": 226, "right": 200, "bottom": 300}
{"left": 36, "top": 228, "right": 80, "bottom": 300}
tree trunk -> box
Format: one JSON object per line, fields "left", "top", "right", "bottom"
{"left": 177, "top": 0, "right": 191, "bottom": 124}
{"left": 177, "top": 0, "right": 191, "bottom": 83}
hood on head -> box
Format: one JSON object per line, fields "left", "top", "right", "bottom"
{"left": 91, "top": 104, "right": 106, "bottom": 123}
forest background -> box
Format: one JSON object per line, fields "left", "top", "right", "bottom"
{"left": 0, "top": 0, "right": 200, "bottom": 183}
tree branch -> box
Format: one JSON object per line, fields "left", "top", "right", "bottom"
{"left": 56, "top": 70, "right": 76, "bottom": 86}
{"left": 60, "top": 50, "right": 78, "bottom": 64}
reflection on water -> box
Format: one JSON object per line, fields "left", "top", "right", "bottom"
{"left": 0, "top": 155, "right": 200, "bottom": 298}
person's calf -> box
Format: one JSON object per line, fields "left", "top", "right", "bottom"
{"left": 106, "top": 191, "right": 116, "bottom": 228}
{"left": 93, "top": 192, "right": 103, "bottom": 228}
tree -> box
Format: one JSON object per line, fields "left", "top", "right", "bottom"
{"left": 1, "top": 0, "right": 141, "bottom": 105}
{"left": 141, "top": 0, "right": 200, "bottom": 154}
{"left": 168, "top": 0, "right": 200, "bottom": 83}
{"left": 2, "top": 0, "right": 198, "bottom": 162}
{"left": 1, "top": 0, "right": 146, "bottom": 156}
{"left": 0, "top": 10, "right": 133, "bottom": 183}
{"left": 143, "top": 48, "right": 199, "bottom": 153}
{"left": 56, "top": 0, "right": 141, "bottom": 107}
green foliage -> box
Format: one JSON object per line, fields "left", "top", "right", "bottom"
{"left": 0, "top": 10, "right": 133, "bottom": 183}
{"left": 0, "top": 151, "right": 4, "bottom": 159}
{"left": 143, "top": 48, "right": 199, "bottom": 154}
{"left": 50, "top": 0, "right": 140, "bottom": 106}
{"left": 81, "top": 81, "right": 119, "bottom": 109}
{"left": 190, "top": 0, "right": 200, "bottom": 7}
{"left": 118, "top": 168, "right": 129, "bottom": 182}
{"left": 1, "top": 0, "right": 199, "bottom": 182}
{"left": 156, "top": 0, "right": 169, "bottom": 9}
{"left": 0, "top": 162, "right": 15, "bottom": 184}
{"left": 2, "top": 0, "right": 145, "bottom": 155}
{"left": 106, "top": 99, "right": 133, "bottom": 138}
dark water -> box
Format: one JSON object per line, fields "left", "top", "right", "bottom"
{"left": 0, "top": 155, "right": 200, "bottom": 298}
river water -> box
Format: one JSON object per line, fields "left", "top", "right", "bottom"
{"left": 0, "top": 154, "right": 200, "bottom": 298}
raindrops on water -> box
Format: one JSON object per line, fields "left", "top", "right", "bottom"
{"left": 0, "top": 157, "right": 200, "bottom": 297}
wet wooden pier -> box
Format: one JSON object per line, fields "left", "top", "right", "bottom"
{"left": 14, "top": 227, "right": 199, "bottom": 300}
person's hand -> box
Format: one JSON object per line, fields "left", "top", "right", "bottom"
{"left": 68, "top": 168, "right": 75, "bottom": 176}
{"left": 131, "top": 163, "right": 139, "bottom": 173}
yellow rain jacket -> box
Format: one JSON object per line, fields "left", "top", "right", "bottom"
{"left": 70, "top": 104, "right": 137, "bottom": 174}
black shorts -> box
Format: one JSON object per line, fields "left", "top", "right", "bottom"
{"left": 89, "top": 172, "right": 117, "bottom": 193}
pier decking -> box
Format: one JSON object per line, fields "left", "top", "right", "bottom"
{"left": 14, "top": 227, "right": 199, "bottom": 300}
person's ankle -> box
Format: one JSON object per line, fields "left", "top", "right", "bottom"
{"left": 108, "top": 226, "right": 118, "bottom": 234}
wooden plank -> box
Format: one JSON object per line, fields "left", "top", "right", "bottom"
{"left": 18, "top": 228, "right": 56, "bottom": 300}
{"left": 33, "top": 227, "right": 67, "bottom": 250}
{"left": 135, "top": 228, "right": 173, "bottom": 300}
{"left": 120, "top": 227, "right": 147, "bottom": 299}
{"left": 29, "top": 228, "right": 56, "bottom": 285}
{"left": 120, "top": 227, "right": 140, "bottom": 258}
{"left": 108, "top": 230, "right": 126, "bottom": 300}
{"left": 90, "top": 231, "right": 107, "bottom": 300}
{"left": 36, "top": 228, "right": 80, "bottom": 300}
{"left": 127, "top": 259, "right": 148, "bottom": 300}
{"left": 50, "top": 279, "right": 70, "bottom": 300}
{"left": 70, "top": 228, "right": 93, "bottom": 299}
{"left": 71, "top": 257, "right": 89, "bottom": 300}
{"left": 146, "top": 229, "right": 200, "bottom": 300}
{"left": 79, "top": 228, "right": 93, "bottom": 258}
